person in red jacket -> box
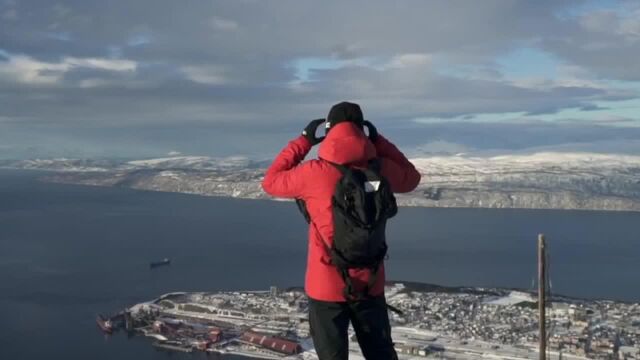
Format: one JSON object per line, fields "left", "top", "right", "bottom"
{"left": 262, "top": 102, "right": 421, "bottom": 360}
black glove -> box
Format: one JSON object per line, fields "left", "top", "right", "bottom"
{"left": 363, "top": 120, "right": 378, "bottom": 142}
{"left": 302, "top": 119, "right": 326, "bottom": 146}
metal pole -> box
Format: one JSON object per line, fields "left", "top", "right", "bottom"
{"left": 538, "top": 234, "right": 546, "bottom": 360}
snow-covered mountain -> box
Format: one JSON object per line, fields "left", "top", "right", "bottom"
{"left": 125, "top": 155, "right": 263, "bottom": 170}
{"left": 404, "top": 152, "right": 640, "bottom": 211}
{"left": 3, "top": 152, "right": 640, "bottom": 211}
{"left": 0, "top": 158, "right": 119, "bottom": 172}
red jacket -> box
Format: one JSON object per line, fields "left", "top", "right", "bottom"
{"left": 262, "top": 122, "right": 421, "bottom": 302}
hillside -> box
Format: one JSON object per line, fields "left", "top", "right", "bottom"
{"left": 2, "top": 152, "right": 640, "bottom": 211}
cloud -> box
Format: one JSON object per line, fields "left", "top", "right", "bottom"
{"left": 539, "top": 3, "right": 640, "bottom": 80}
{"left": 0, "top": 53, "right": 136, "bottom": 85}
{"left": 210, "top": 16, "right": 239, "bottom": 32}
{"left": 2, "top": 8, "right": 16, "bottom": 20}
{"left": 383, "top": 53, "right": 433, "bottom": 69}
{"left": 180, "top": 64, "right": 228, "bottom": 85}
{"left": 0, "top": 0, "right": 639, "bottom": 158}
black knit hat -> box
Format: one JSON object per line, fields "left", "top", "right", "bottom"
{"left": 325, "top": 101, "right": 364, "bottom": 134}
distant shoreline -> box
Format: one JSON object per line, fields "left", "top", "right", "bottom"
{"left": 1, "top": 167, "right": 639, "bottom": 213}
{"left": 40, "top": 172, "right": 640, "bottom": 213}
{"left": 3, "top": 152, "right": 640, "bottom": 213}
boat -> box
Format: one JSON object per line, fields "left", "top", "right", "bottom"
{"left": 96, "top": 314, "right": 114, "bottom": 334}
{"left": 150, "top": 258, "right": 171, "bottom": 269}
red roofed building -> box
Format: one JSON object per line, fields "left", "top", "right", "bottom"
{"left": 208, "top": 328, "right": 221, "bottom": 342}
{"left": 240, "top": 331, "right": 302, "bottom": 355}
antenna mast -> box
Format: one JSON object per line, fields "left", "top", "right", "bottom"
{"left": 538, "top": 234, "right": 547, "bottom": 360}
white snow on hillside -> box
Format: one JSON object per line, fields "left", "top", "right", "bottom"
{"left": 485, "top": 291, "right": 536, "bottom": 306}
{"left": 4, "top": 151, "right": 640, "bottom": 211}
{"left": 126, "top": 155, "right": 251, "bottom": 170}
{"left": 127, "top": 156, "right": 212, "bottom": 167}
{"left": 411, "top": 152, "right": 640, "bottom": 175}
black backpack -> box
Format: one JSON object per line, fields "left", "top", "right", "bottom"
{"left": 296, "top": 158, "right": 398, "bottom": 301}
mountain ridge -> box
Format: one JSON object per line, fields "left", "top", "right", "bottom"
{"left": 2, "top": 152, "right": 640, "bottom": 212}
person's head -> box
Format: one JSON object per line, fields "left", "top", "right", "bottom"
{"left": 325, "top": 101, "right": 364, "bottom": 135}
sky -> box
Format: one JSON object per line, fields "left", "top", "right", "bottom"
{"left": 1, "top": 0, "right": 640, "bottom": 159}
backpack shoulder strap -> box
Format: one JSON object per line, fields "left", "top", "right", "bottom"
{"left": 295, "top": 198, "right": 311, "bottom": 224}
{"left": 367, "top": 158, "right": 382, "bottom": 173}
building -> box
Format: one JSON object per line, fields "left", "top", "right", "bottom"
{"left": 394, "top": 343, "right": 428, "bottom": 356}
{"left": 240, "top": 331, "right": 302, "bottom": 355}
{"left": 208, "top": 328, "right": 221, "bottom": 342}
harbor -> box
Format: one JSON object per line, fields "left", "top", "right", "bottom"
{"left": 96, "top": 282, "right": 640, "bottom": 359}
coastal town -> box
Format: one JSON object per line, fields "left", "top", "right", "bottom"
{"left": 98, "top": 282, "right": 640, "bottom": 359}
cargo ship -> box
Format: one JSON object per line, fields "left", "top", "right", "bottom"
{"left": 96, "top": 314, "right": 114, "bottom": 334}
{"left": 150, "top": 258, "right": 171, "bottom": 269}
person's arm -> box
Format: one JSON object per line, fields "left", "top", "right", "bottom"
{"left": 376, "top": 135, "right": 421, "bottom": 193}
{"left": 261, "top": 135, "right": 312, "bottom": 198}
{"left": 364, "top": 121, "right": 421, "bottom": 193}
{"left": 262, "top": 119, "right": 325, "bottom": 198}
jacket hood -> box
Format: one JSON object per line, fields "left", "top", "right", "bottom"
{"left": 318, "top": 122, "right": 376, "bottom": 165}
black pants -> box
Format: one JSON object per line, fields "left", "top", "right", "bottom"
{"left": 308, "top": 296, "right": 398, "bottom": 360}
